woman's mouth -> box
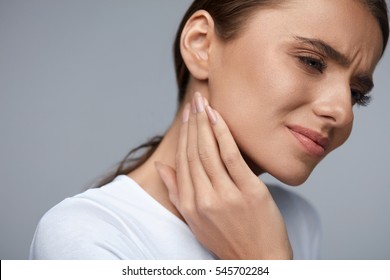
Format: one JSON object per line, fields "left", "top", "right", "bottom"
{"left": 287, "top": 125, "right": 329, "bottom": 158}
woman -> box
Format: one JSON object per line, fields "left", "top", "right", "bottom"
{"left": 30, "top": 0, "right": 389, "bottom": 259}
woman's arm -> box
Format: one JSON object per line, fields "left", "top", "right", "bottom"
{"left": 156, "top": 92, "right": 292, "bottom": 260}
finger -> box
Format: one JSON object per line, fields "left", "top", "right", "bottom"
{"left": 208, "top": 107, "right": 260, "bottom": 190}
{"left": 187, "top": 94, "right": 213, "bottom": 201}
{"left": 195, "top": 94, "right": 233, "bottom": 189}
{"left": 155, "top": 161, "right": 179, "bottom": 207}
{"left": 175, "top": 103, "right": 195, "bottom": 208}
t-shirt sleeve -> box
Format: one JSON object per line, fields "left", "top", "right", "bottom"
{"left": 29, "top": 197, "right": 145, "bottom": 260}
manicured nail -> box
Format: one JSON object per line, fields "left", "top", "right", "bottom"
{"left": 203, "top": 97, "right": 209, "bottom": 107}
{"left": 191, "top": 98, "right": 197, "bottom": 114}
{"left": 182, "top": 103, "right": 190, "bottom": 123}
{"left": 206, "top": 105, "right": 218, "bottom": 125}
{"left": 195, "top": 92, "right": 205, "bottom": 112}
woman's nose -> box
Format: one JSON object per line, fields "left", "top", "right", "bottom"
{"left": 312, "top": 84, "right": 354, "bottom": 128}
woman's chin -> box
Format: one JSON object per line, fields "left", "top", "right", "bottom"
{"left": 276, "top": 173, "right": 310, "bottom": 186}
{"left": 255, "top": 162, "right": 314, "bottom": 186}
{"left": 267, "top": 163, "right": 316, "bottom": 186}
{"left": 242, "top": 150, "right": 315, "bottom": 186}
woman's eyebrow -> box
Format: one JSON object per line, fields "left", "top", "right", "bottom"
{"left": 294, "top": 36, "right": 374, "bottom": 93}
{"left": 294, "top": 36, "right": 351, "bottom": 67}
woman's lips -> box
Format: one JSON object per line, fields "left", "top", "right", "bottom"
{"left": 287, "top": 125, "right": 329, "bottom": 158}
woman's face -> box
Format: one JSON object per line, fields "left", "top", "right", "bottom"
{"left": 208, "top": 0, "right": 383, "bottom": 185}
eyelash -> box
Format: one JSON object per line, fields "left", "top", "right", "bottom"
{"left": 298, "top": 55, "right": 327, "bottom": 73}
{"left": 351, "top": 90, "right": 371, "bottom": 107}
{"left": 298, "top": 55, "right": 371, "bottom": 107}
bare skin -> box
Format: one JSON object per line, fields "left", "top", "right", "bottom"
{"left": 129, "top": 0, "right": 383, "bottom": 259}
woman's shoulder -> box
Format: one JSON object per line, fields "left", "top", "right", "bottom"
{"left": 29, "top": 176, "right": 147, "bottom": 259}
{"left": 34, "top": 175, "right": 138, "bottom": 230}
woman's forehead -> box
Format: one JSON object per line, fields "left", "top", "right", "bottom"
{"left": 244, "top": 0, "right": 384, "bottom": 70}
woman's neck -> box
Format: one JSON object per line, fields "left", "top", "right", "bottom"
{"left": 127, "top": 86, "right": 209, "bottom": 222}
{"left": 127, "top": 111, "right": 185, "bottom": 221}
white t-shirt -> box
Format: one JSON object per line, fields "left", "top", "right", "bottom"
{"left": 29, "top": 175, "right": 321, "bottom": 259}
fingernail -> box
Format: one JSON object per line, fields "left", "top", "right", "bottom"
{"left": 191, "top": 98, "right": 197, "bottom": 114}
{"left": 182, "top": 103, "right": 190, "bottom": 123}
{"left": 195, "top": 92, "right": 205, "bottom": 113}
{"left": 206, "top": 105, "right": 218, "bottom": 125}
{"left": 203, "top": 97, "right": 209, "bottom": 107}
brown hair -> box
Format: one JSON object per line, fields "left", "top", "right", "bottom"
{"left": 94, "top": 0, "right": 389, "bottom": 187}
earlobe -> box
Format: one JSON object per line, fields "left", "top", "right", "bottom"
{"left": 180, "top": 10, "right": 215, "bottom": 81}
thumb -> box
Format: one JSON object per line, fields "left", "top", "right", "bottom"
{"left": 154, "top": 161, "right": 179, "bottom": 207}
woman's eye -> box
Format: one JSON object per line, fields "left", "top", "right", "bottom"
{"left": 298, "top": 56, "right": 326, "bottom": 73}
{"left": 351, "top": 89, "right": 371, "bottom": 106}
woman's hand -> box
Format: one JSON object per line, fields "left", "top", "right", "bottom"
{"left": 155, "top": 92, "right": 292, "bottom": 260}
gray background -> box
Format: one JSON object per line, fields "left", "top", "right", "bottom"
{"left": 0, "top": 0, "right": 389, "bottom": 259}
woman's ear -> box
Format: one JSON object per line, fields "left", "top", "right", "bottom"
{"left": 180, "top": 10, "right": 216, "bottom": 81}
